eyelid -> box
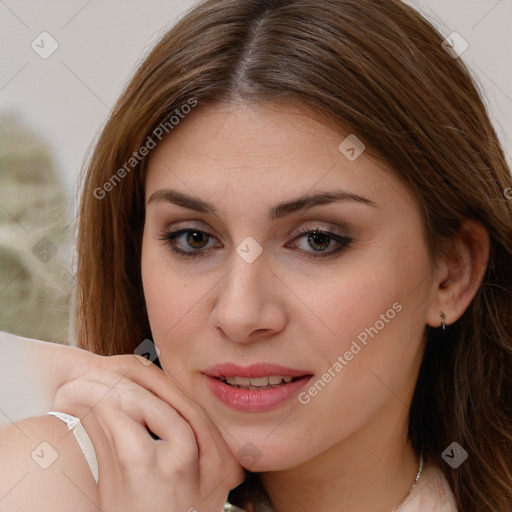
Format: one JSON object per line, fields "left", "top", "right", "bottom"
{"left": 160, "top": 212, "right": 352, "bottom": 234}
{"left": 161, "top": 219, "right": 349, "bottom": 242}
{"left": 290, "top": 219, "right": 352, "bottom": 237}
{"left": 162, "top": 219, "right": 214, "bottom": 232}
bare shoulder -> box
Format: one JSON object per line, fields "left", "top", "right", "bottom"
{"left": 0, "top": 414, "right": 99, "bottom": 511}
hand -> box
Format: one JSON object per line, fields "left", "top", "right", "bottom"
{"left": 52, "top": 354, "right": 245, "bottom": 512}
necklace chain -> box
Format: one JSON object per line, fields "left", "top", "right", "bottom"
{"left": 391, "top": 454, "right": 424, "bottom": 512}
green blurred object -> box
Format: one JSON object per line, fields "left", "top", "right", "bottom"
{"left": 0, "top": 113, "right": 74, "bottom": 345}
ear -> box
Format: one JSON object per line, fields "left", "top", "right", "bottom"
{"left": 427, "top": 219, "right": 490, "bottom": 329}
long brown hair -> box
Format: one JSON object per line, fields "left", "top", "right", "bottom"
{"left": 75, "top": 0, "right": 512, "bottom": 510}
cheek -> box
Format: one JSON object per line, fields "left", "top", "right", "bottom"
{"left": 141, "top": 238, "right": 180, "bottom": 343}
{"left": 304, "top": 262, "right": 406, "bottom": 359}
{"left": 307, "top": 278, "right": 406, "bottom": 405}
{"left": 300, "top": 241, "right": 431, "bottom": 407}
{"left": 141, "top": 239, "right": 209, "bottom": 371}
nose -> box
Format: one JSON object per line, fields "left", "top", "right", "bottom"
{"left": 209, "top": 252, "right": 287, "bottom": 344}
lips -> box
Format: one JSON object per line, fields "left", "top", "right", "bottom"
{"left": 203, "top": 363, "right": 313, "bottom": 411}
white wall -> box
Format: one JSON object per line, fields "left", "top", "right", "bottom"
{"left": 1, "top": 0, "right": 510, "bottom": 199}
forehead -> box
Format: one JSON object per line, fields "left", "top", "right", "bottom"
{"left": 144, "top": 101, "right": 418, "bottom": 218}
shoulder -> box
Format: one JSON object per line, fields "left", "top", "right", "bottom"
{"left": 401, "top": 462, "right": 458, "bottom": 512}
{"left": 0, "top": 415, "right": 99, "bottom": 511}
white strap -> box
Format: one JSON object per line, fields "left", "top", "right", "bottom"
{"left": 48, "top": 412, "right": 99, "bottom": 485}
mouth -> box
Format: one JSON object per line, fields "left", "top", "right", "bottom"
{"left": 203, "top": 363, "right": 313, "bottom": 411}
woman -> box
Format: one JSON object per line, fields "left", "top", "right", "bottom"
{"left": 1, "top": 0, "right": 511, "bottom": 511}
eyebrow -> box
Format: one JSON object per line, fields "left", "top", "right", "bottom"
{"left": 146, "top": 188, "right": 378, "bottom": 219}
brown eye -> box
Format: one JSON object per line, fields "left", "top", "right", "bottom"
{"left": 306, "top": 232, "right": 331, "bottom": 252}
{"left": 157, "top": 228, "right": 219, "bottom": 259}
{"left": 286, "top": 227, "right": 353, "bottom": 259}
{"left": 186, "top": 231, "right": 210, "bottom": 249}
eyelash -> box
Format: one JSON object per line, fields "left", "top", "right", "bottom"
{"left": 157, "top": 226, "right": 353, "bottom": 260}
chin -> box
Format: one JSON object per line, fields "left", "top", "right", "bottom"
{"left": 228, "top": 437, "right": 306, "bottom": 473}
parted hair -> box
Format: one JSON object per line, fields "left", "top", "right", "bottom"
{"left": 75, "top": 1, "right": 512, "bottom": 510}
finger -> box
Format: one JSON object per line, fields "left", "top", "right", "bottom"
{"left": 55, "top": 371, "right": 197, "bottom": 450}
{"left": 104, "top": 356, "right": 245, "bottom": 489}
{"left": 94, "top": 385, "right": 200, "bottom": 469}
{"left": 91, "top": 357, "right": 244, "bottom": 496}
{"left": 53, "top": 377, "right": 199, "bottom": 509}
{"left": 93, "top": 403, "right": 199, "bottom": 503}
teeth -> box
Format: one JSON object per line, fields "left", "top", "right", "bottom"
{"left": 219, "top": 375, "right": 296, "bottom": 389}
{"left": 250, "top": 377, "right": 269, "bottom": 386}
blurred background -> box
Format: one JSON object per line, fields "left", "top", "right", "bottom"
{"left": 0, "top": 0, "right": 511, "bottom": 346}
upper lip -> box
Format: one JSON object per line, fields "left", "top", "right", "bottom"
{"left": 203, "top": 363, "right": 313, "bottom": 379}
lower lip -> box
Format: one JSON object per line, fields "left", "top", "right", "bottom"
{"left": 205, "top": 375, "right": 312, "bottom": 412}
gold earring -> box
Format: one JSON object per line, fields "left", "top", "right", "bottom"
{"left": 439, "top": 311, "right": 447, "bottom": 330}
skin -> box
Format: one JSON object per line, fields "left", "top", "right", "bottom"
{"left": 141, "top": 100, "right": 489, "bottom": 511}
{"left": 0, "top": 100, "right": 489, "bottom": 512}
{"left": 0, "top": 342, "right": 244, "bottom": 511}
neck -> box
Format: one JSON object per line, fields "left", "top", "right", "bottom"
{"left": 259, "top": 399, "right": 420, "bottom": 512}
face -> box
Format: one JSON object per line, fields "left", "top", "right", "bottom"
{"left": 141, "top": 101, "right": 437, "bottom": 471}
